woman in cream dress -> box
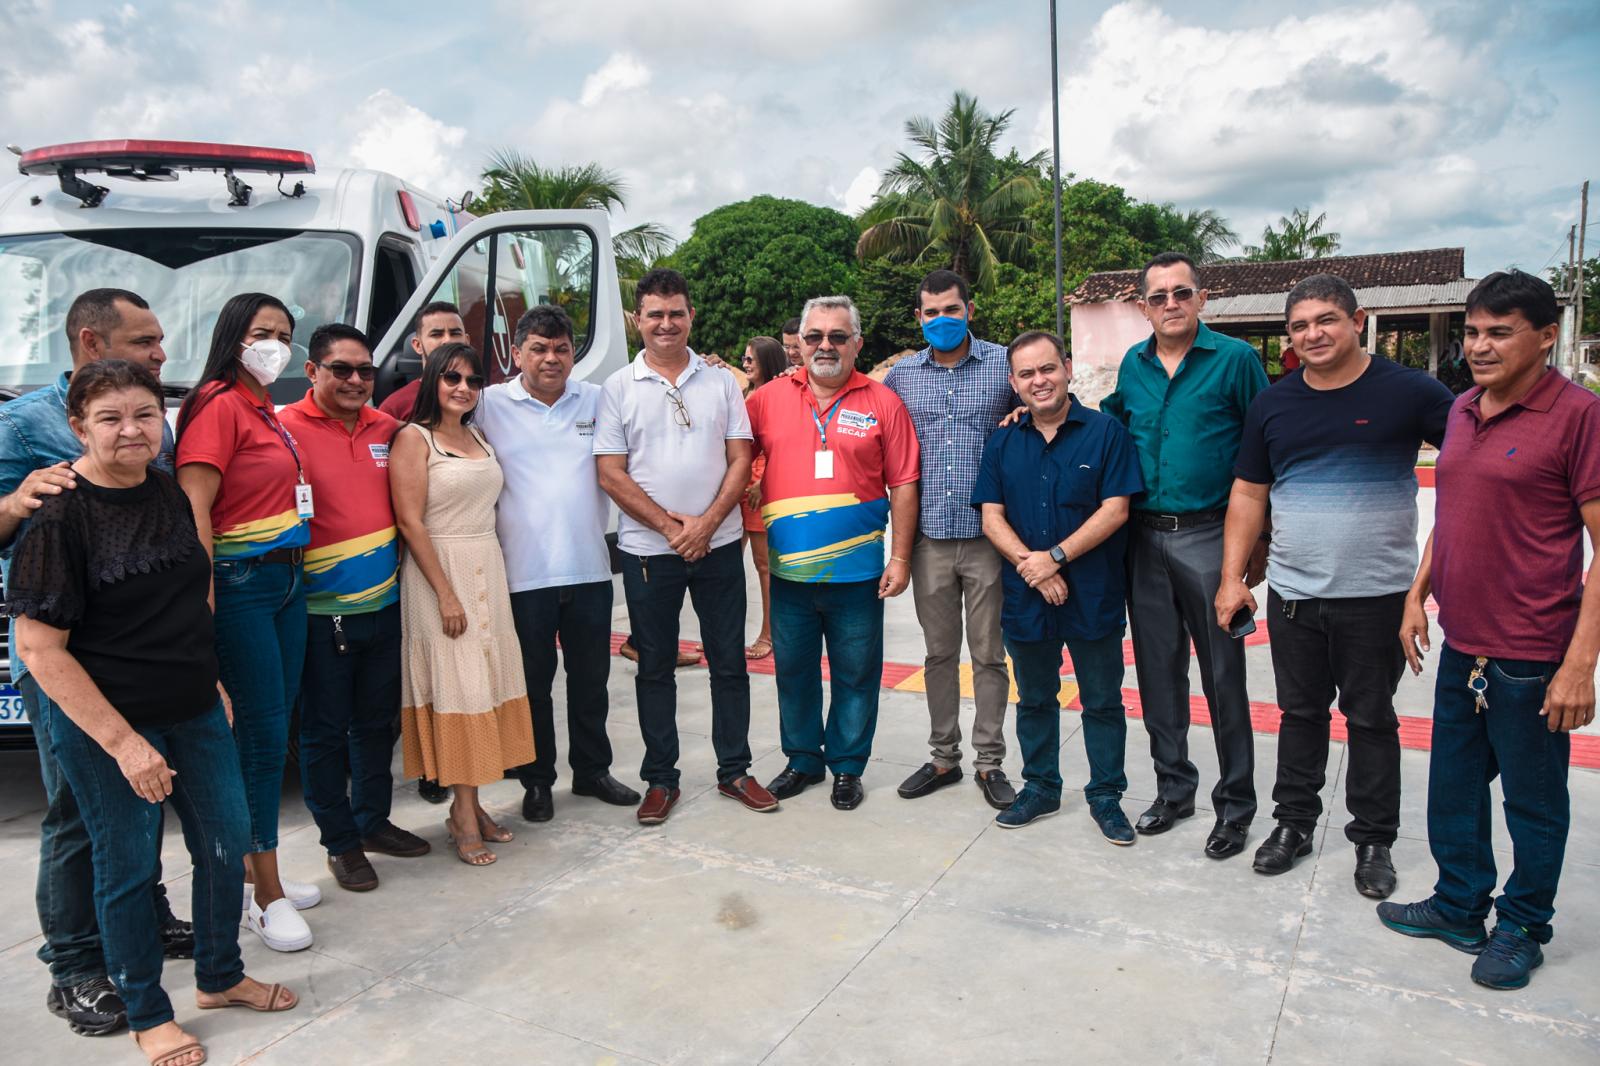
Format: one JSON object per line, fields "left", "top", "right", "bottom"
{"left": 390, "top": 343, "right": 535, "bottom": 866}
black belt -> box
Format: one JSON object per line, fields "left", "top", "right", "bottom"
{"left": 1135, "top": 509, "right": 1225, "bottom": 532}
{"left": 257, "top": 546, "right": 305, "bottom": 565}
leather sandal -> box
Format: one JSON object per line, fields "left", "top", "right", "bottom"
{"left": 475, "top": 810, "right": 514, "bottom": 843}
{"left": 445, "top": 819, "right": 496, "bottom": 866}
{"left": 196, "top": 981, "right": 297, "bottom": 1012}
{"left": 133, "top": 1031, "right": 207, "bottom": 1066}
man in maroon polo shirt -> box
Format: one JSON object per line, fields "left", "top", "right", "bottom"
{"left": 1380, "top": 270, "right": 1600, "bottom": 991}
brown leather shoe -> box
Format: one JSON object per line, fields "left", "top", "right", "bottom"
{"left": 636, "top": 785, "right": 682, "bottom": 825}
{"left": 328, "top": 849, "right": 379, "bottom": 892}
{"left": 718, "top": 775, "right": 779, "bottom": 812}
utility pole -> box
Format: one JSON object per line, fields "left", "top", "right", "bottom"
{"left": 1577, "top": 179, "right": 1589, "bottom": 377}
{"left": 1050, "top": 0, "right": 1064, "bottom": 337}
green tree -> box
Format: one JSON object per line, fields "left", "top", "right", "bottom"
{"left": 1244, "top": 207, "right": 1341, "bottom": 260}
{"left": 856, "top": 92, "right": 1047, "bottom": 290}
{"left": 670, "top": 195, "right": 858, "bottom": 358}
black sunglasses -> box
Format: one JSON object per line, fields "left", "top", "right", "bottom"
{"left": 317, "top": 361, "right": 377, "bottom": 381}
{"left": 441, "top": 370, "right": 486, "bottom": 390}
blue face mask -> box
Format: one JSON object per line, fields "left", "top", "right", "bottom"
{"left": 921, "top": 315, "right": 968, "bottom": 352}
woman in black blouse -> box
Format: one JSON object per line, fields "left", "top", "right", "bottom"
{"left": 10, "top": 361, "right": 298, "bottom": 1066}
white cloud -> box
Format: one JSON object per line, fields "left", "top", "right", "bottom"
{"left": 338, "top": 91, "right": 473, "bottom": 196}
{"left": 580, "top": 53, "right": 651, "bottom": 107}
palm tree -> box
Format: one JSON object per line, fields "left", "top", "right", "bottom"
{"left": 856, "top": 92, "right": 1047, "bottom": 291}
{"left": 1244, "top": 207, "right": 1341, "bottom": 261}
{"left": 1173, "top": 207, "right": 1240, "bottom": 263}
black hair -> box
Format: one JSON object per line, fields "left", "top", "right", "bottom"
{"left": 407, "top": 342, "right": 484, "bottom": 429}
{"left": 413, "top": 300, "right": 463, "bottom": 333}
{"left": 65, "top": 288, "right": 150, "bottom": 359}
{"left": 1138, "top": 251, "right": 1200, "bottom": 296}
{"left": 1465, "top": 269, "right": 1560, "bottom": 330}
{"left": 308, "top": 322, "right": 371, "bottom": 364}
{"left": 1007, "top": 330, "right": 1070, "bottom": 364}
{"left": 176, "top": 293, "right": 295, "bottom": 439}
{"left": 744, "top": 335, "right": 788, "bottom": 386}
{"left": 513, "top": 304, "right": 575, "bottom": 348}
{"left": 635, "top": 268, "right": 692, "bottom": 310}
{"left": 66, "top": 359, "right": 163, "bottom": 421}
{"left": 1284, "top": 273, "right": 1358, "bottom": 319}
{"left": 918, "top": 268, "right": 970, "bottom": 306}
{"left": 781, "top": 317, "right": 801, "bottom": 337}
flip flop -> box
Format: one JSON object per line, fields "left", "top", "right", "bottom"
{"left": 475, "top": 810, "right": 514, "bottom": 843}
{"left": 132, "top": 1032, "right": 207, "bottom": 1066}
{"left": 196, "top": 981, "right": 297, "bottom": 1012}
{"left": 445, "top": 819, "right": 496, "bottom": 865}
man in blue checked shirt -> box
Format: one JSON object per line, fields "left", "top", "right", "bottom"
{"left": 884, "top": 269, "right": 1021, "bottom": 811}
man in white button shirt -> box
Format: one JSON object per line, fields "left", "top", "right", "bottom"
{"left": 475, "top": 306, "right": 642, "bottom": 825}
{"left": 595, "top": 269, "right": 780, "bottom": 825}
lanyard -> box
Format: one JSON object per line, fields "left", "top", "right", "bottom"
{"left": 253, "top": 405, "right": 306, "bottom": 484}
{"left": 810, "top": 395, "right": 846, "bottom": 451}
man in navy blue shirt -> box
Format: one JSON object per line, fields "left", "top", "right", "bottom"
{"left": 972, "top": 331, "right": 1144, "bottom": 834}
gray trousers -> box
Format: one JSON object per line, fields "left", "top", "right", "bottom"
{"left": 1126, "top": 518, "right": 1257, "bottom": 824}
{"left": 910, "top": 535, "right": 1009, "bottom": 772}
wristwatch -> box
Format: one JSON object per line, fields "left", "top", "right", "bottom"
{"left": 1048, "top": 545, "right": 1068, "bottom": 565}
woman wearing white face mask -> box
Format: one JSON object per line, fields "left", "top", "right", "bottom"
{"left": 176, "top": 293, "right": 319, "bottom": 953}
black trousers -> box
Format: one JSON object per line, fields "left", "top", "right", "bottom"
{"left": 1126, "top": 519, "right": 1257, "bottom": 824}
{"left": 1267, "top": 588, "right": 1406, "bottom": 845}
{"left": 508, "top": 581, "right": 616, "bottom": 789}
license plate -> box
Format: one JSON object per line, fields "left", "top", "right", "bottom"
{"left": 0, "top": 684, "right": 27, "bottom": 724}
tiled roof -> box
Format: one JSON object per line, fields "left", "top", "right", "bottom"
{"left": 1068, "top": 248, "right": 1466, "bottom": 304}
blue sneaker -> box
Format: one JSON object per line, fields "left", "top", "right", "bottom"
{"left": 1471, "top": 922, "right": 1545, "bottom": 990}
{"left": 1375, "top": 897, "right": 1489, "bottom": 955}
{"left": 995, "top": 789, "right": 1061, "bottom": 829}
{"left": 1088, "top": 798, "right": 1135, "bottom": 845}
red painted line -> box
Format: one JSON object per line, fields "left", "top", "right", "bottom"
{"left": 610, "top": 631, "right": 1600, "bottom": 770}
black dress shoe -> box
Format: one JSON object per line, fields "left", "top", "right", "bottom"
{"left": 896, "top": 762, "right": 963, "bottom": 799}
{"left": 767, "top": 767, "right": 825, "bottom": 800}
{"left": 831, "top": 773, "right": 864, "bottom": 810}
{"left": 1135, "top": 799, "right": 1196, "bottom": 835}
{"left": 975, "top": 769, "right": 1017, "bottom": 810}
{"left": 1251, "top": 824, "right": 1312, "bottom": 872}
{"left": 1354, "top": 844, "right": 1397, "bottom": 899}
{"left": 522, "top": 784, "right": 554, "bottom": 822}
{"left": 417, "top": 778, "right": 449, "bottom": 804}
{"left": 573, "top": 774, "right": 642, "bottom": 806}
{"left": 159, "top": 915, "right": 194, "bottom": 959}
{"left": 1205, "top": 819, "right": 1251, "bottom": 860}
{"left": 47, "top": 976, "right": 127, "bottom": 1036}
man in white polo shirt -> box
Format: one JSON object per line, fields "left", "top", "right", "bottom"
{"left": 595, "top": 268, "right": 778, "bottom": 825}
{"left": 476, "top": 305, "right": 642, "bottom": 825}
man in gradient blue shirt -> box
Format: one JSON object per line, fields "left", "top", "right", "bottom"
{"left": 1215, "top": 273, "right": 1452, "bottom": 897}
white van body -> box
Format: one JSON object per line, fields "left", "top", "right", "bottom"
{"left": 0, "top": 140, "right": 629, "bottom": 740}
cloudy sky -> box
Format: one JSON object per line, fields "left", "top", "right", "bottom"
{"left": 2, "top": 0, "right": 1595, "bottom": 276}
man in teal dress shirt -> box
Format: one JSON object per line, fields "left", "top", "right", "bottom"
{"left": 1099, "top": 252, "right": 1269, "bottom": 860}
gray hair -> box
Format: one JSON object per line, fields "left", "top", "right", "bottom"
{"left": 799, "top": 295, "right": 862, "bottom": 337}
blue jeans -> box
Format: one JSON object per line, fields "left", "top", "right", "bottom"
{"left": 213, "top": 557, "right": 307, "bottom": 853}
{"left": 620, "top": 540, "right": 751, "bottom": 787}
{"left": 299, "top": 606, "right": 400, "bottom": 855}
{"left": 50, "top": 701, "right": 249, "bottom": 1031}
{"left": 21, "top": 675, "right": 175, "bottom": 986}
{"left": 771, "top": 576, "right": 884, "bottom": 777}
{"left": 1005, "top": 631, "right": 1128, "bottom": 800}
{"left": 1428, "top": 644, "right": 1570, "bottom": 943}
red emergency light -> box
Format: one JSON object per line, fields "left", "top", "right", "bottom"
{"left": 17, "top": 140, "right": 315, "bottom": 177}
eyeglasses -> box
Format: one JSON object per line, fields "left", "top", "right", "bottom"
{"left": 802, "top": 330, "right": 855, "bottom": 348}
{"left": 665, "top": 385, "right": 692, "bottom": 428}
{"left": 1142, "top": 287, "right": 1197, "bottom": 308}
{"left": 441, "top": 370, "right": 486, "bottom": 390}
{"left": 318, "top": 362, "right": 377, "bottom": 381}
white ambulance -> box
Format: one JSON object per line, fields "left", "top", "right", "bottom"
{"left": 0, "top": 138, "right": 631, "bottom": 741}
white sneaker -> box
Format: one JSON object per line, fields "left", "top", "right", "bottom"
{"left": 243, "top": 877, "right": 323, "bottom": 912}
{"left": 246, "top": 897, "right": 313, "bottom": 952}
